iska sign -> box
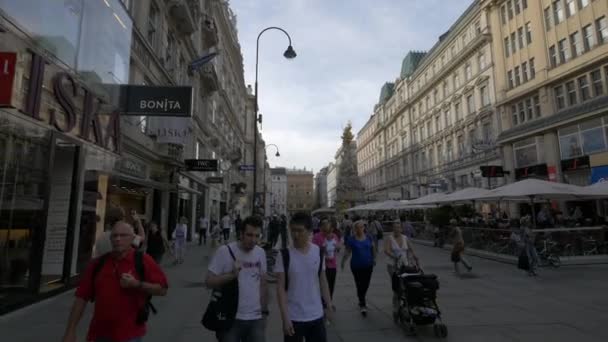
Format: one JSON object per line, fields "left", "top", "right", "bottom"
{"left": 7, "top": 52, "right": 120, "bottom": 153}
{"left": 118, "top": 85, "right": 192, "bottom": 117}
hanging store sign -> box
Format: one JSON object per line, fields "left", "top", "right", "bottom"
{"left": 515, "top": 164, "right": 548, "bottom": 180}
{"left": 117, "top": 85, "right": 193, "bottom": 117}
{"left": 561, "top": 156, "right": 590, "bottom": 171}
{"left": 115, "top": 157, "right": 148, "bottom": 178}
{"left": 185, "top": 159, "right": 218, "bottom": 172}
{"left": 480, "top": 165, "right": 505, "bottom": 177}
{"left": 206, "top": 176, "right": 224, "bottom": 184}
{"left": 0, "top": 52, "right": 17, "bottom": 106}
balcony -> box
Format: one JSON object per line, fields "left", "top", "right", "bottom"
{"left": 201, "top": 13, "right": 219, "bottom": 49}
{"left": 168, "top": 0, "right": 196, "bottom": 35}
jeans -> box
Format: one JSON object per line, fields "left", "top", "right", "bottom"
{"left": 526, "top": 243, "right": 539, "bottom": 272}
{"left": 223, "top": 228, "right": 231, "bottom": 242}
{"left": 284, "top": 318, "right": 326, "bottom": 342}
{"left": 325, "top": 268, "right": 337, "bottom": 299}
{"left": 351, "top": 266, "right": 373, "bottom": 307}
{"left": 216, "top": 319, "right": 266, "bottom": 342}
{"left": 199, "top": 228, "right": 207, "bottom": 245}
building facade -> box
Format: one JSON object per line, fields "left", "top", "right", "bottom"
{"left": 286, "top": 168, "right": 314, "bottom": 215}
{"left": 326, "top": 162, "right": 337, "bottom": 207}
{"left": 270, "top": 167, "right": 288, "bottom": 216}
{"left": 357, "top": 1, "right": 504, "bottom": 201}
{"left": 0, "top": 0, "right": 255, "bottom": 313}
{"left": 314, "top": 167, "right": 329, "bottom": 209}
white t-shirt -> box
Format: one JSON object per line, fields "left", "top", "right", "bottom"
{"left": 274, "top": 243, "right": 325, "bottom": 322}
{"left": 208, "top": 242, "right": 267, "bottom": 320}
{"left": 222, "top": 216, "right": 232, "bottom": 229}
{"left": 200, "top": 217, "right": 209, "bottom": 229}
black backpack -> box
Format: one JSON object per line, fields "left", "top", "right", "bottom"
{"left": 280, "top": 246, "right": 324, "bottom": 291}
{"left": 202, "top": 245, "right": 239, "bottom": 332}
{"left": 91, "top": 251, "right": 157, "bottom": 324}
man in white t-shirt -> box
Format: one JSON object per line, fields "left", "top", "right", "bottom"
{"left": 206, "top": 216, "right": 268, "bottom": 342}
{"left": 275, "top": 212, "right": 333, "bottom": 342}
{"left": 221, "top": 214, "right": 232, "bottom": 242}
{"left": 199, "top": 215, "right": 210, "bottom": 245}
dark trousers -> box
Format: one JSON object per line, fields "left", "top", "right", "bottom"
{"left": 284, "top": 318, "right": 326, "bottom": 342}
{"left": 351, "top": 266, "right": 373, "bottom": 307}
{"left": 279, "top": 228, "right": 288, "bottom": 248}
{"left": 268, "top": 229, "right": 278, "bottom": 247}
{"left": 223, "top": 228, "right": 230, "bottom": 242}
{"left": 199, "top": 229, "right": 207, "bottom": 245}
{"left": 325, "top": 268, "right": 337, "bottom": 299}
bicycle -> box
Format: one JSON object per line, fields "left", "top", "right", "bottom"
{"left": 537, "top": 238, "right": 561, "bottom": 267}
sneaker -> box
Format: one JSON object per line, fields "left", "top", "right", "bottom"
{"left": 360, "top": 306, "right": 367, "bottom": 316}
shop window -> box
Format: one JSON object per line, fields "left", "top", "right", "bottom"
{"left": 559, "top": 125, "right": 583, "bottom": 159}
{"left": 581, "top": 118, "right": 606, "bottom": 154}
{"left": 514, "top": 137, "right": 538, "bottom": 168}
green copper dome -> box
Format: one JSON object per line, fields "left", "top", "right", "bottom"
{"left": 401, "top": 51, "right": 427, "bottom": 79}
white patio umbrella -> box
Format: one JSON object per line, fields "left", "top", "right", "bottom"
{"left": 406, "top": 192, "right": 448, "bottom": 206}
{"left": 434, "top": 187, "right": 491, "bottom": 204}
{"left": 581, "top": 181, "right": 608, "bottom": 198}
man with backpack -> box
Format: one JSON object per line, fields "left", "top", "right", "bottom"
{"left": 62, "top": 221, "right": 168, "bottom": 342}
{"left": 275, "top": 212, "right": 333, "bottom": 342}
{"left": 206, "top": 216, "right": 268, "bottom": 342}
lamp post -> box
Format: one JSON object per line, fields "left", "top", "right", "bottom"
{"left": 252, "top": 27, "right": 296, "bottom": 215}
{"left": 262, "top": 144, "right": 281, "bottom": 216}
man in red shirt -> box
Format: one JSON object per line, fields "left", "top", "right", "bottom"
{"left": 62, "top": 221, "right": 168, "bottom": 342}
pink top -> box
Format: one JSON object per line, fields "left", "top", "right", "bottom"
{"left": 313, "top": 232, "right": 340, "bottom": 269}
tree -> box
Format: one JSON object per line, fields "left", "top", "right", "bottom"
{"left": 336, "top": 123, "right": 364, "bottom": 209}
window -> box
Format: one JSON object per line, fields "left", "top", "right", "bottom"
{"left": 559, "top": 125, "right": 582, "bottom": 159}
{"left": 522, "top": 61, "right": 529, "bottom": 82}
{"left": 514, "top": 66, "right": 521, "bottom": 86}
{"left": 555, "top": 85, "right": 566, "bottom": 109}
{"left": 434, "top": 88, "right": 439, "bottom": 103}
{"left": 581, "top": 118, "right": 606, "bottom": 154}
{"left": 544, "top": 7, "right": 553, "bottom": 30}
{"left": 518, "top": 27, "right": 525, "bottom": 49}
{"left": 443, "top": 82, "right": 449, "bottom": 97}
{"left": 518, "top": 102, "right": 525, "bottom": 123}
{"left": 480, "top": 85, "right": 490, "bottom": 107}
{"left": 549, "top": 45, "right": 558, "bottom": 67}
{"left": 508, "top": 70, "right": 514, "bottom": 88}
{"left": 507, "top": 1, "right": 514, "bottom": 19}
{"left": 553, "top": 0, "right": 564, "bottom": 24}
{"left": 558, "top": 38, "right": 570, "bottom": 63}
{"left": 583, "top": 25, "right": 595, "bottom": 51}
{"left": 501, "top": 5, "right": 507, "bottom": 25}
{"left": 465, "top": 64, "right": 472, "bottom": 80}
{"left": 578, "top": 0, "right": 590, "bottom": 9}
{"left": 571, "top": 31, "right": 584, "bottom": 57}
{"left": 514, "top": 137, "right": 539, "bottom": 168}
{"left": 426, "top": 97, "right": 431, "bottom": 111}
{"left": 504, "top": 37, "right": 511, "bottom": 57}
{"left": 482, "top": 122, "right": 493, "bottom": 142}
{"left": 566, "top": 0, "right": 576, "bottom": 17}
{"left": 467, "top": 94, "right": 475, "bottom": 114}
{"left": 511, "top": 105, "right": 519, "bottom": 125}
{"left": 444, "top": 109, "right": 451, "bottom": 127}
{"left": 597, "top": 17, "right": 608, "bottom": 44}
{"left": 454, "top": 73, "right": 460, "bottom": 88}
{"left": 522, "top": 0, "right": 528, "bottom": 10}
{"left": 526, "top": 22, "right": 532, "bottom": 44}
{"left": 525, "top": 98, "right": 534, "bottom": 120}
{"left": 566, "top": 81, "right": 577, "bottom": 105}
{"left": 514, "top": 0, "right": 521, "bottom": 14}
{"left": 511, "top": 32, "right": 517, "bottom": 53}
{"left": 447, "top": 140, "right": 453, "bottom": 161}
{"left": 435, "top": 116, "right": 441, "bottom": 132}
{"left": 591, "top": 69, "right": 604, "bottom": 96}
{"left": 147, "top": 2, "right": 160, "bottom": 50}
{"left": 529, "top": 58, "right": 536, "bottom": 79}
{"left": 458, "top": 135, "right": 465, "bottom": 157}
{"left": 579, "top": 75, "right": 590, "bottom": 101}
{"left": 454, "top": 102, "right": 462, "bottom": 121}
{"left": 478, "top": 53, "right": 486, "bottom": 70}
{"left": 427, "top": 121, "right": 432, "bottom": 137}
{"left": 475, "top": 21, "right": 481, "bottom": 35}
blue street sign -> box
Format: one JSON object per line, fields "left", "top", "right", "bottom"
{"left": 239, "top": 165, "right": 256, "bottom": 171}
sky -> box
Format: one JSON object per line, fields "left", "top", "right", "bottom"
{"left": 230, "top": 0, "right": 474, "bottom": 174}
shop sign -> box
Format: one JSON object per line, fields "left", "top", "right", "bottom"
{"left": 561, "top": 156, "right": 590, "bottom": 171}
{"left": 238, "top": 164, "right": 255, "bottom": 171}
{"left": 115, "top": 157, "right": 148, "bottom": 178}
{"left": 206, "top": 176, "right": 224, "bottom": 184}
{"left": 480, "top": 165, "right": 505, "bottom": 177}
{"left": 117, "top": 85, "right": 192, "bottom": 117}
{"left": 185, "top": 159, "right": 218, "bottom": 172}
{"left": 20, "top": 52, "right": 120, "bottom": 153}
{"left": 0, "top": 52, "right": 17, "bottom": 106}
{"left": 515, "top": 164, "right": 548, "bottom": 180}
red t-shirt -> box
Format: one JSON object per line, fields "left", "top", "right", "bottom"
{"left": 76, "top": 249, "right": 168, "bottom": 342}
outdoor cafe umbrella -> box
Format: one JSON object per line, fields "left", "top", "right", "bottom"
{"left": 475, "top": 178, "right": 586, "bottom": 227}
{"left": 581, "top": 181, "right": 608, "bottom": 198}
{"left": 406, "top": 192, "right": 448, "bottom": 206}
{"left": 434, "top": 187, "right": 491, "bottom": 204}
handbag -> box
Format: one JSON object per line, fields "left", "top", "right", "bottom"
{"left": 202, "top": 245, "right": 239, "bottom": 332}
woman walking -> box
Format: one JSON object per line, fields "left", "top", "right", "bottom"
{"left": 146, "top": 222, "right": 168, "bottom": 264}
{"left": 313, "top": 218, "right": 341, "bottom": 300}
{"left": 172, "top": 216, "right": 188, "bottom": 264}
{"left": 341, "top": 220, "right": 376, "bottom": 316}
{"left": 450, "top": 220, "right": 472, "bottom": 274}
{"left": 384, "top": 220, "right": 419, "bottom": 321}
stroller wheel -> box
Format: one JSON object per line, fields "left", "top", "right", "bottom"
{"left": 434, "top": 323, "right": 448, "bottom": 338}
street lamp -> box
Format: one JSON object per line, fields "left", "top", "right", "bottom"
{"left": 266, "top": 143, "right": 281, "bottom": 157}
{"left": 252, "top": 27, "right": 296, "bottom": 215}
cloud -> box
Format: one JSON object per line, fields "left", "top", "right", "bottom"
{"left": 231, "top": 0, "right": 474, "bottom": 173}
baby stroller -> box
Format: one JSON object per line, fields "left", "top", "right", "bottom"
{"left": 394, "top": 260, "right": 447, "bottom": 338}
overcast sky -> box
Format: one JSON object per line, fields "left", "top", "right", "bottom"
{"left": 231, "top": 0, "right": 473, "bottom": 174}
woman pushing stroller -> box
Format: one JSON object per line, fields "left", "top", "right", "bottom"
{"left": 383, "top": 220, "right": 420, "bottom": 321}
